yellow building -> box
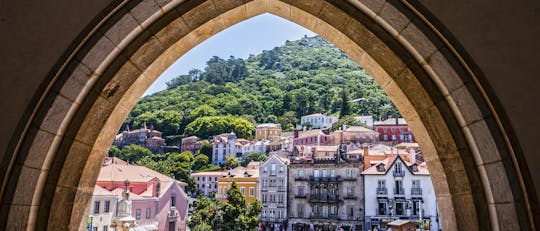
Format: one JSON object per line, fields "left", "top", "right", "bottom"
{"left": 255, "top": 123, "right": 282, "bottom": 141}
{"left": 217, "top": 162, "right": 260, "bottom": 203}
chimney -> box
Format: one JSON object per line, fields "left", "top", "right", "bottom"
{"left": 395, "top": 117, "right": 399, "bottom": 125}
{"left": 294, "top": 130, "right": 299, "bottom": 138}
{"left": 363, "top": 146, "right": 369, "bottom": 156}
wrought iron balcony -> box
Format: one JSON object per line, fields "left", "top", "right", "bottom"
{"left": 394, "top": 187, "right": 405, "bottom": 195}
{"left": 294, "top": 175, "right": 307, "bottom": 181}
{"left": 411, "top": 187, "right": 422, "bottom": 195}
{"left": 309, "top": 194, "right": 340, "bottom": 203}
{"left": 376, "top": 187, "right": 387, "bottom": 195}
{"left": 393, "top": 170, "right": 405, "bottom": 177}
{"left": 259, "top": 217, "right": 287, "bottom": 223}
{"left": 308, "top": 176, "right": 342, "bottom": 183}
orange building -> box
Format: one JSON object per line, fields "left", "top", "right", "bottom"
{"left": 216, "top": 162, "right": 260, "bottom": 203}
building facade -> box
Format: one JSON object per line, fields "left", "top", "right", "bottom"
{"left": 354, "top": 115, "right": 374, "bottom": 129}
{"left": 190, "top": 171, "right": 225, "bottom": 197}
{"left": 258, "top": 155, "right": 289, "bottom": 230}
{"left": 300, "top": 114, "right": 338, "bottom": 129}
{"left": 95, "top": 159, "right": 190, "bottom": 231}
{"left": 113, "top": 123, "right": 166, "bottom": 153}
{"left": 373, "top": 118, "right": 414, "bottom": 144}
{"left": 256, "top": 123, "right": 282, "bottom": 141}
{"left": 216, "top": 162, "right": 260, "bottom": 203}
{"left": 363, "top": 155, "right": 439, "bottom": 231}
{"left": 212, "top": 132, "right": 241, "bottom": 164}
{"left": 89, "top": 187, "right": 118, "bottom": 231}
{"left": 181, "top": 136, "right": 202, "bottom": 154}
{"left": 287, "top": 144, "right": 364, "bottom": 231}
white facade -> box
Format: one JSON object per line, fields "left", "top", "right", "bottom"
{"left": 89, "top": 193, "right": 117, "bottom": 231}
{"left": 242, "top": 140, "right": 267, "bottom": 156}
{"left": 258, "top": 155, "right": 289, "bottom": 230}
{"left": 212, "top": 132, "right": 239, "bottom": 164}
{"left": 300, "top": 113, "right": 338, "bottom": 129}
{"left": 363, "top": 155, "right": 439, "bottom": 231}
{"left": 354, "top": 115, "right": 374, "bottom": 129}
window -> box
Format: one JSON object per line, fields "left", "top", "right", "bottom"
{"left": 279, "top": 166, "right": 284, "bottom": 172}
{"left": 383, "top": 135, "right": 388, "bottom": 141}
{"left": 383, "top": 127, "right": 387, "bottom": 132}
{"left": 171, "top": 195, "right": 176, "bottom": 207}
{"left": 271, "top": 163, "right": 276, "bottom": 175}
{"left": 297, "top": 186, "right": 304, "bottom": 196}
{"left": 263, "top": 166, "right": 268, "bottom": 173}
{"left": 391, "top": 127, "right": 395, "bottom": 132}
{"left": 392, "top": 134, "right": 396, "bottom": 140}
{"left": 399, "top": 127, "right": 404, "bottom": 132}
{"left": 396, "top": 162, "right": 403, "bottom": 173}
{"left": 93, "top": 201, "right": 100, "bottom": 214}
{"left": 298, "top": 204, "right": 304, "bottom": 217}
{"left": 347, "top": 187, "right": 354, "bottom": 196}
{"left": 349, "top": 206, "right": 354, "bottom": 218}
{"left": 136, "top": 209, "right": 141, "bottom": 220}
{"left": 330, "top": 206, "right": 337, "bottom": 215}
{"left": 412, "top": 180, "right": 421, "bottom": 188}
{"left": 378, "top": 180, "right": 386, "bottom": 188}
{"left": 298, "top": 170, "right": 305, "bottom": 177}
{"left": 322, "top": 169, "right": 328, "bottom": 177}
{"left": 314, "top": 169, "right": 320, "bottom": 177}
{"left": 104, "top": 200, "right": 110, "bottom": 213}
{"left": 322, "top": 206, "right": 328, "bottom": 216}
{"left": 249, "top": 187, "right": 255, "bottom": 196}
{"left": 330, "top": 169, "right": 336, "bottom": 177}
{"left": 103, "top": 226, "right": 108, "bottom": 231}
{"left": 240, "top": 187, "right": 245, "bottom": 195}
{"left": 146, "top": 208, "right": 151, "bottom": 219}
{"left": 346, "top": 169, "right": 353, "bottom": 177}
{"left": 279, "top": 194, "right": 284, "bottom": 203}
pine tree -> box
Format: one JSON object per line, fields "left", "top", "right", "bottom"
{"left": 339, "top": 87, "right": 351, "bottom": 118}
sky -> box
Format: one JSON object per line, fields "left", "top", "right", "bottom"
{"left": 143, "top": 13, "right": 317, "bottom": 96}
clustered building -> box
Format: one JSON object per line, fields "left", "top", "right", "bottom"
{"left": 113, "top": 123, "right": 166, "bottom": 153}
{"left": 89, "top": 157, "right": 189, "bottom": 231}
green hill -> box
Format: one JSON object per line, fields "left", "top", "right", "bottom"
{"left": 124, "top": 35, "right": 399, "bottom": 140}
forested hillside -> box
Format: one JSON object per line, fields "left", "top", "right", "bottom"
{"left": 124, "top": 36, "right": 399, "bottom": 141}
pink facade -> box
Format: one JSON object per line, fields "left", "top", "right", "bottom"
{"left": 96, "top": 160, "right": 189, "bottom": 230}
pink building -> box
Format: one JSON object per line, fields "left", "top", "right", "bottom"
{"left": 95, "top": 158, "right": 189, "bottom": 231}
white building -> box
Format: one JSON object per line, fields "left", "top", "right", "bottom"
{"left": 191, "top": 171, "right": 225, "bottom": 197}
{"left": 363, "top": 155, "right": 440, "bottom": 231}
{"left": 89, "top": 186, "right": 118, "bottom": 231}
{"left": 212, "top": 132, "right": 242, "bottom": 164}
{"left": 241, "top": 140, "right": 267, "bottom": 156}
{"left": 258, "top": 154, "right": 289, "bottom": 230}
{"left": 354, "top": 115, "right": 374, "bottom": 129}
{"left": 300, "top": 113, "right": 338, "bottom": 129}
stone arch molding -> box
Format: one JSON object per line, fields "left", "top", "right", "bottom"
{"left": 0, "top": 0, "right": 536, "bottom": 230}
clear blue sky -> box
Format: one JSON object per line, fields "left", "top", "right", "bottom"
{"left": 143, "top": 13, "right": 316, "bottom": 95}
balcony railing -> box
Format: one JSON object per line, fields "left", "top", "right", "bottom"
{"left": 411, "top": 187, "right": 422, "bottom": 195}
{"left": 310, "top": 214, "right": 340, "bottom": 220}
{"left": 308, "top": 176, "right": 342, "bottom": 183}
{"left": 394, "top": 187, "right": 405, "bottom": 195}
{"left": 294, "top": 175, "right": 307, "bottom": 181}
{"left": 277, "top": 202, "right": 285, "bottom": 208}
{"left": 309, "top": 194, "right": 340, "bottom": 203}
{"left": 295, "top": 194, "right": 307, "bottom": 198}
{"left": 259, "top": 217, "right": 287, "bottom": 223}
{"left": 344, "top": 194, "right": 357, "bottom": 200}
{"left": 376, "top": 187, "right": 387, "bottom": 195}
{"left": 277, "top": 186, "right": 287, "bottom": 192}
{"left": 393, "top": 170, "right": 405, "bottom": 177}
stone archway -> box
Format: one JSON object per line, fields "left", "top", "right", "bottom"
{"left": 0, "top": 0, "right": 536, "bottom": 230}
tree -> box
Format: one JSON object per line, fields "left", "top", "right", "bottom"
{"left": 184, "top": 115, "right": 255, "bottom": 140}
{"left": 118, "top": 144, "right": 152, "bottom": 163}
{"left": 189, "top": 105, "right": 218, "bottom": 121}
{"left": 332, "top": 115, "right": 367, "bottom": 130}
{"left": 339, "top": 87, "right": 351, "bottom": 118}
{"left": 279, "top": 111, "right": 298, "bottom": 131}
{"left": 188, "top": 197, "right": 225, "bottom": 231}
{"left": 108, "top": 145, "right": 122, "bottom": 158}
{"left": 224, "top": 155, "right": 239, "bottom": 170}
{"left": 198, "top": 140, "right": 213, "bottom": 159}
{"left": 240, "top": 152, "right": 267, "bottom": 167}
{"left": 222, "top": 182, "right": 262, "bottom": 231}
{"left": 192, "top": 154, "right": 210, "bottom": 171}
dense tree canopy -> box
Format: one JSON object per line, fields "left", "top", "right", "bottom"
{"left": 184, "top": 115, "right": 255, "bottom": 140}
{"left": 123, "top": 36, "right": 399, "bottom": 139}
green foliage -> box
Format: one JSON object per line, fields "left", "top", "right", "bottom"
{"left": 224, "top": 155, "right": 239, "bottom": 170}
{"left": 332, "top": 115, "right": 367, "bottom": 130}
{"left": 339, "top": 87, "right": 351, "bottom": 118}
{"left": 125, "top": 36, "right": 399, "bottom": 137}
{"left": 222, "top": 182, "right": 262, "bottom": 231}
{"left": 184, "top": 115, "right": 254, "bottom": 140}
{"left": 108, "top": 145, "right": 122, "bottom": 158}
{"left": 118, "top": 144, "right": 152, "bottom": 163}
{"left": 240, "top": 152, "right": 267, "bottom": 167}
{"left": 192, "top": 154, "right": 210, "bottom": 170}
{"left": 188, "top": 183, "right": 261, "bottom": 231}
{"left": 198, "top": 140, "right": 213, "bottom": 159}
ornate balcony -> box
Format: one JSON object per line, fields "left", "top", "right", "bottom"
{"left": 411, "top": 188, "right": 422, "bottom": 195}
{"left": 294, "top": 175, "right": 307, "bottom": 181}
{"left": 393, "top": 170, "right": 405, "bottom": 177}
{"left": 376, "top": 187, "right": 387, "bottom": 195}
{"left": 308, "top": 176, "right": 342, "bottom": 183}
{"left": 309, "top": 194, "right": 340, "bottom": 203}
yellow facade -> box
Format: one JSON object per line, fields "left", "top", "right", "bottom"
{"left": 217, "top": 176, "right": 258, "bottom": 203}
{"left": 255, "top": 126, "right": 282, "bottom": 141}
